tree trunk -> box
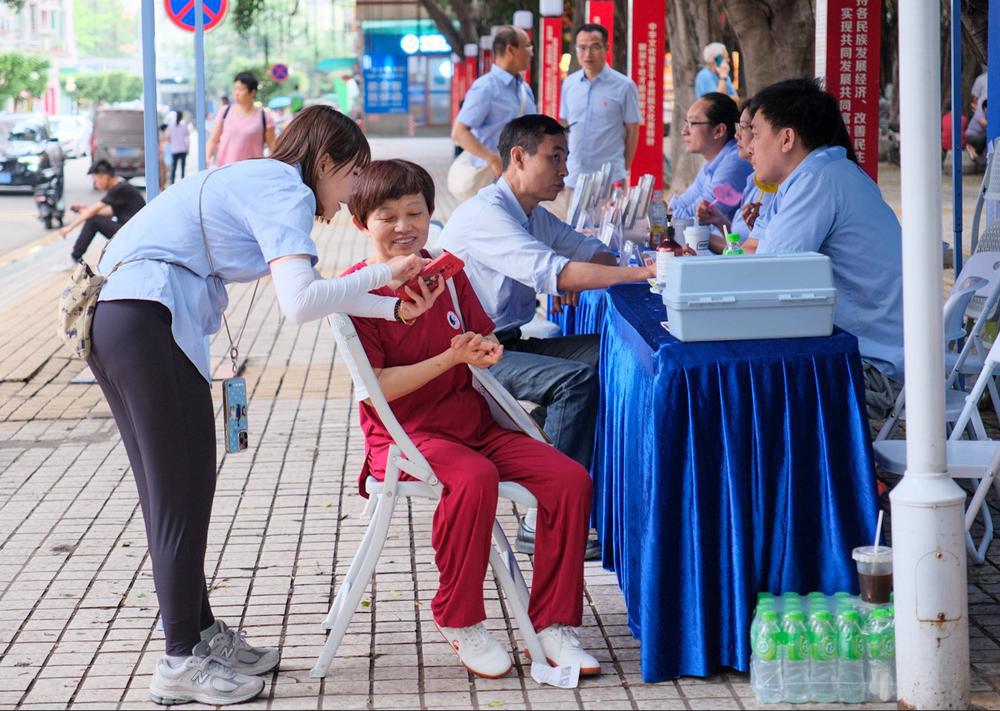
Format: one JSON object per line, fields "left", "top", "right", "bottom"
{"left": 722, "top": 0, "right": 815, "bottom": 94}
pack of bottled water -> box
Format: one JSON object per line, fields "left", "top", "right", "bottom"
{"left": 750, "top": 591, "right": 895, "bottom": 704}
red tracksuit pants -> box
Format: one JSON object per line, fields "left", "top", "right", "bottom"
{"left": 372, "top": 426, "right": 592, "bottom": 630}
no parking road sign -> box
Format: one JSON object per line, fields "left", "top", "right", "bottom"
{"left": 166, "top": 0, "right": 228, "bottom": 32}
{"left": 271, "top": 64, "right": 289, "bottom": 82}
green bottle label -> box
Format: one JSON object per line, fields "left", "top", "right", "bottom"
{"left": 868, "top": 631, "right": 895, "bottom": 660}
{"left": 810, "top": 615, "right": 837, "bottom": 661}
{"left": 753, "top": 625, "right": 780, "bottom": 661}
{"left": 838, "top": 625, "right": 864, "bottom": 660}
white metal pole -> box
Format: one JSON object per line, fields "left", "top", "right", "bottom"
{"left": 140, "top": 0, "right": 159, "bottom": 200}
{"left": 194, "top": 0, "right": 207, "bottom": 170}
{"left": 892, "top": 3, "right": 970, "bottom": 708}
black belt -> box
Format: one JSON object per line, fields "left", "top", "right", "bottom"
{"left": 494, "top": 327, "right": 522, "bottom": 347}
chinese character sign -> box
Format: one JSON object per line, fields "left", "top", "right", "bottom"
{"left": 587, "top": 0, "right": 615, "bottom": 67}
{"left": 628, "top": 0, "right": 665, "bottom": 187}
{"left": 539, "top": 17, "right": 562, "bottom": 118}
{"left": 363, "top": 55, "right": 409, "bottom": 115}
{"left": 819, "top": 0, "right": 881, "bottom": 180}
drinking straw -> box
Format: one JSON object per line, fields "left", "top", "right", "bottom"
{"left": 874, "top": 509, "right": 884, "bottom": 548}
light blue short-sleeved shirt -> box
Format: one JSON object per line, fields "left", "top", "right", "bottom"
{"left": 695, "top": 66, "right": 736, "bottom": 99}
{"left": 559, "top": 66, "right": 641, "bottom": 188}
{"left": 668, "top": 139, "right": 752, "bottom": 221}
{"left": 456, "top": 64, "right": 537, "bottom": 168}
{"left": 438, "top": 177, "right": 614, "bottom": 332}
{"left": 729, "top": 172, "right": 776, "bottom": 243}
{"left": 98, "top": 159, "right": 319, "bottom": 382}
{"left": 755, "top": 146, "right": 904, "bottom": 380}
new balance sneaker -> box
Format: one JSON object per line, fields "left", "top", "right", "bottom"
{"left": 149, "top": 651, "right": 264, "bottom": 705}
{"left": 515, "top": 517, "right": 602, "bottom": 561}
{"left": 437, "top": 622, "right": 513, "bottom": 678}
{"left": 200, "top": 620, "right": 279, "bottom": 676}
{"left": 536, "top": 624, "right": 601, "bottom": 676}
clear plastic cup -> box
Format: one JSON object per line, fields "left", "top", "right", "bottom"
{"left": 852, "top": 545, "right": 893, "bottom": 604}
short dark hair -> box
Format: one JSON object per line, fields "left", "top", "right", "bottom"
{"left": 699, "top": 92, "right": 740, "bottom": 141}
{"left": 234, "top": 71, "right": 259, "bottom": 93}
{"left": 574, "top": 23, "right": 608, "bottom": 44}
{"left": 270, "top": 105, "right": 371, "bottom": 216}
{"left": 348, "top": 159, "right": 435, "bottom": 227}
{"left": 498, "top": 114, "right": 567, "bottom": 170}
{"left": 750, "top": 77, "right": 859, "bottom": 163}
{"left": 175, "top": 110, "right": 183, "bottom": 122}
{"left": 493, "top": 26, "right": 521, "bottom": 57}
{"left": 89, "top": 160, "right": 115, "bottom": 176}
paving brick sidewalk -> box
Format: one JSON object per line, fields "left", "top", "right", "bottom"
{"left": 0, "top": 138, "right": 998, "bottom": 710}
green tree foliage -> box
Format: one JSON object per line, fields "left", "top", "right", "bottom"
{"left": 72, "top": 0, "right": 139, "bottom": 58}
{"left": 0, "top": 52, "right": 50, "bottom": 107}
{"left": 1, "top": 0, "right": 26, "bottom": 9}
{"left": 72, "top": 71, "right": 143, "bottom": 106}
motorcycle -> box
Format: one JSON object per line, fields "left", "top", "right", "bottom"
{"left": 33, "top": 167, "right": 65, "bottom": 229}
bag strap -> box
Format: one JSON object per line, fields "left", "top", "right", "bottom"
{"left": 261, "top": 108, "right": 267, "bottom": 143}
{"left": 198, "top": 166, "right": 259, "bottom": 375}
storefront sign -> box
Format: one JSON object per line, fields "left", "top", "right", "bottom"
{"left": 587, "top": 0, "right": 614, "bottom": 67}
{"left": 816, "top": 0, "right": 881, "bottom": 180}
{"left": 627, "top": 0, "right": 665, "bottom": 187}
{"left": 363, "top": 55, "right": 408, "bottom": 114}
{"left": 539, "top": 16, "right": 562, "bottom": 118}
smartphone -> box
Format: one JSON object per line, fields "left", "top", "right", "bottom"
{"left": 715, "top": 54, "right": 724, "bottom": 68}
{"left": 222, "top": 377, "right": 249, "bottom": 453}
{"left": 396, "top": 251, "right": 465, "bottom": 301}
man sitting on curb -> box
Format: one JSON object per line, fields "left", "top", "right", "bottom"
{"left": 56, "top": 160, "right": 146, "bottom": 270}
{"left": 439, "top": 114, "right": 654, "bottom": 556}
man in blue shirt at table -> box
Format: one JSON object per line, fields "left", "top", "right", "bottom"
{"left": 448, "top": 26, "right": 536, "bottom": 203}
{"left": 669, "top": 93, "right": 752, "bottom": 222}
{"left": 559, "top": 23, "right": 641, "bottom": 192}
{"left": 439, "top": 114, "right": 654, "bottom": 555}
{"left": 749, "top": 78, "right": 904, "bottom": 421}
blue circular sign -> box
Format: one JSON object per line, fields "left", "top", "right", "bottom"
{"left": 165, "top": 0, "right": 228, "bottom": 32}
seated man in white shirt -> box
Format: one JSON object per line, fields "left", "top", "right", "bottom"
{"left": 439, "top": 114, "right": 654, "bottom": 554}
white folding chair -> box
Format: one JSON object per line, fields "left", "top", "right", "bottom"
{"left": 310, "top": 308, "right": 549, "bottom": 678}
{"left": 876, "top": 275, "right": 986, "bottom": 440}
{"left": 873, "top": 335, "right": 1000, "bottom": 563}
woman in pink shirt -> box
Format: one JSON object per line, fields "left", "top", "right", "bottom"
{"left": 207, "top": 71, "right": 277, "bottom": 165}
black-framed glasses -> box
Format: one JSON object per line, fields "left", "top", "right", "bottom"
{"left": 683, "top": 119, "right": 714, "bottom": 128}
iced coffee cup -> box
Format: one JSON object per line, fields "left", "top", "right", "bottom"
{"left": 852, "top": 545, "right": 893, "bottom": 604}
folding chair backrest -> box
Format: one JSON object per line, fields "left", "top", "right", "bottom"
{"left": 943, "top": 278, "right": 984, "bottom": 344}
{"left": 326, "top": 312, "right": 433, "bottom": 474}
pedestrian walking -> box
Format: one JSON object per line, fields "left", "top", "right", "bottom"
{"left": 448, "top": 25, "right": 536, "bottom": 202}
{"left": 207, "top": 71, "right": 277, "bottom": 166}
{"left": 86, "top": 106, "right": 441, "bottom": 706}
{"left": 55, "top": 160, "right": 145, "bottom": 270}
{"left": 167, "top": 110, "right": 191, "bottom": 183}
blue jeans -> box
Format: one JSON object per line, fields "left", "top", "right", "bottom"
{"left": 489, "top": 334, "right": 599, "bottom": 469}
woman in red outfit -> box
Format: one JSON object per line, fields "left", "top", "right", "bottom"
{"left": 343, "top": 159, "right": 601, "bottom": 679}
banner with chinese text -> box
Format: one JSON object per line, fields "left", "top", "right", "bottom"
{"left": 587, "top": 1, "right": 614, "bottom": 67}
{"left": 539, "top": 17, "right": 562, "bottom": 118}
{"left": 628, "top": 0, "right": 665, "bottom": 187}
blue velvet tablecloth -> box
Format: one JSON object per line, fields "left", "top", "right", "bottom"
{"left": 547, "top": 290, "right": 607, "bottom": 336}
{"left": 593, "top": 283, "right": 878, "bottom": 682}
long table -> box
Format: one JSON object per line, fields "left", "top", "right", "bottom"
{"left": 591, "top": 284, "right": 878, "bottom": 682}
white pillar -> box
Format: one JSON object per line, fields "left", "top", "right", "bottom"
{"left": 892, "top": 3, "right": 970, "bottom": 708}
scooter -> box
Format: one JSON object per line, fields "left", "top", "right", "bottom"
{"left": 34, "top": 168, "right": 65, "bottom": 230}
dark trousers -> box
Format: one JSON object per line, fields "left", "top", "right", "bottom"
{"left": 489, "top": 332, "right": 600, "bottom": 469}
{"left": 88, "top": 300, "right": 216, "bottom": 656}
{"left": 171, "top": 151, "right": 188, "bottom": 183}
{"left": 72, "top": 215, "right": 121, "bottom": 262}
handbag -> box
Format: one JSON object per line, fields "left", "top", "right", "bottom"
{"left": 57, "top": 250, "right": 137, "bottom": 360}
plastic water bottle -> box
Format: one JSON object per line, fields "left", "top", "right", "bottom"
{"left": 751, "top": 610, "right": 783, "bottom": 703}
{"left": 809, "top": 609, "right": 838, "bottom": 702}
{"left": 807, "top": 591, "right": 829, "bottom": 616}
{"left": 781, "top": 610, "right": 810, "bottom": 702}
{"left": 865, "top": 608, "right": 896, "bottom": 701}
{"left": 837, "top": 609, "right": 866, "bottom": 702}
{"left": 722, "top": 232, "right": 744, "bottom": 255}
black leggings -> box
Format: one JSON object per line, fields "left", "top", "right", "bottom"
{"left": 89, "top": 299, "right": 216, "bottom": 656}
{"left": 72, "top": 215, "right": 120, "bottom": 262}
{"left": 171, "top": 151, "right": 188, "bottom": 183}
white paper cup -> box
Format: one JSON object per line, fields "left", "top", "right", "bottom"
{"left": 684, "top": 225, "right": 711, "bottom": 255}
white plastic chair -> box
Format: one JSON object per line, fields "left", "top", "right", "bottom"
{"left": 873, "top": 335, "right": 1000, "bottom": 563}
{"left": 310, "top": 307, "right": 549, "bottom": 678}
{"left": 945, "top": 252, "right": 1000, "bottom": 419}
{"left": 876, "top": 275, "right": 986, "bottom": 440}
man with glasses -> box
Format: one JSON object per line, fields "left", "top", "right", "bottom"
{"left": 449, "top": 26, "right": 536, "bottom": 202}
{"left": 559, "top": 24, "right": 640, "bottom": 200}
{"left": 668, "top": 92, "right": 751, "bottom": 222}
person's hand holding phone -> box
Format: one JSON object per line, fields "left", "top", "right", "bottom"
{"left": 397, "top": 274, "right": 445, "bottom": 322}
{"left": 386, "top": 254, "right": 427, "bottom": 288}
{"left": 449, "top": 332, "right": 503, "bottom": 369}
{"left": 717, "top": 56, "right": 731, "bottom": 78}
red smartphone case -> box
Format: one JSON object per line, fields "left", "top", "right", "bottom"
{"left": 395, "top": 251, "right": 465, "bottom": 301}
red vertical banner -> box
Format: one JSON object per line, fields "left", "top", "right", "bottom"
{"left": 450, "top": 54, "right": 465, "bottom": 122}
{"left": 539, "top": 16, "right": 562, "bottom": 118}
{"left": 817, "top": 0, "right": 881, "bottom": 180}
{"left": 587, "top": 0, "right": 614, "bottom": 67}
{"left": 523, "top": 30, "right": 533, "bottom": 85}
{"left": 513, "top": 11, "right": 534, "bottom": 85}
{"left": 627, "top": 0, "right": 665, "bottom": 187}
{"left": 480, "top": 36, "right": 493, "bottom": 75}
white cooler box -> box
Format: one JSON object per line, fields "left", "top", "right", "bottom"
{"left": 662, "top": 252, "right": 837, "bottom": 342}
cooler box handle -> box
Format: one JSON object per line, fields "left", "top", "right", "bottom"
{"left": 685, "top": 296, "right": 737, "bottom": 308}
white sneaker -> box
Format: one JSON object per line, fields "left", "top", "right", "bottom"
{"left": 149, "top": 652, "right": 264, "bottom": 705}
{"left": 200, "top": 619, "right": 279, "bottom": 675}
{"left": 51, "top": 256, "right": 80, "bottom": 272}
{"left": 437, "top": 622, "right": 512, "bottom": 678}
{"left": 536, "top": 624, "right": 601, "bottom": 676}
